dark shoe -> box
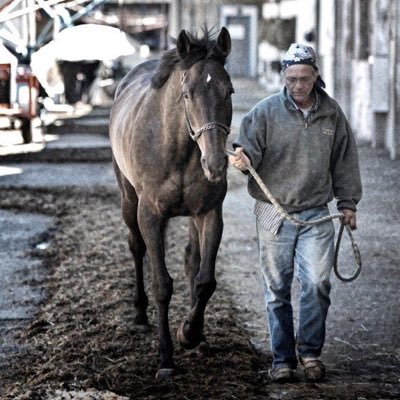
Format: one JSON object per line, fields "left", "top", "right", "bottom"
{"left": 268, "top": 366, "right": 297, "bottom": 383}
{"left": 299, "top": 357, "right": 326, "bottom": 382}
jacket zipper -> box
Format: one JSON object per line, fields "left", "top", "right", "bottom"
{"left": 298, "top": 110, "right": 309, "bottom": 128}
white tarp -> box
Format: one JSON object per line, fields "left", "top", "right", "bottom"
{"left": 34, "top": 24, "right": 135, "bottom": 62}
{"left": 31, "top": 24, "right": 136, "bottom": 98}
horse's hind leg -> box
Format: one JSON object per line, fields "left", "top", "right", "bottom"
{"left": 122, "top": 195, "right": 149, "bottom": 327}
{"left": 114, "top": 160, "right": 148, "bottom": 326}
{"left": 116, "top": 167, "right": 148, "bottom": 329}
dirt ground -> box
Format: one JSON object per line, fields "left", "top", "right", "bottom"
{"left": 0, "top": 146, "right": 399, "bottom": 399}
{"left": 0, "top": 183, "right": 265, "bottom": 400}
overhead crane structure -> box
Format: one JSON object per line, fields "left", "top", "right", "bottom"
{"left": 0, "top": 0, "right": 107, "bottom": 57}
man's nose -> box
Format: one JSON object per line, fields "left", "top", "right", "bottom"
{"left": 294, "top": 80, "right": 304, "bottom": 88}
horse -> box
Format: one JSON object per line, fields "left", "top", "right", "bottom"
{"left": 109, "top": 27, "right": 233, "bottom": 379}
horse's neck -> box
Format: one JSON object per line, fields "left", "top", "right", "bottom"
{"left": 163, "top": 71, "right": 184, "bottom": 120}
{"left": 161, "top": 73, "right": 195, "bottom": 151}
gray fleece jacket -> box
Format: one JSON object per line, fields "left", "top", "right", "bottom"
{"left": 234, "top": 88, "right": 362, "bottom": 213}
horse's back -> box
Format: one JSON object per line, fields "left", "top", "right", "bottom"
{"left": 110, "top": 59, "right": 160, "bottom": 188}
{"left": 114, "top": 59, "right": 158, "bottom": 100}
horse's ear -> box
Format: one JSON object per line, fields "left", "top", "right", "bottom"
{"left": 177, "top": 29, "right": 192, "bottom": 58}
{"left": 217, "top": 27, "right": 231, "bottom": 58}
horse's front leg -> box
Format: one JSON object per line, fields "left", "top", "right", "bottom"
{"left": 177, "top": 206, "right": 223, "bottom": 351}
{"left": 137, "top": 200, "right": 175, "bottom": 379}
{"left": 184, "top": 218, "right": 201, "bottom": 308}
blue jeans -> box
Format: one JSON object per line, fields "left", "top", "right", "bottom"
{"left": 256, "top": 206, "right": 335, "bottom": 369}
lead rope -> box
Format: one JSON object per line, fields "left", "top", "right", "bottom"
{"left": 226, "top": 150, "right": 362, "bottom": 282}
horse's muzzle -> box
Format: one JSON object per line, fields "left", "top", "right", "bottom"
{"left": 201, "top": 154, "right": 228, "bottom": 183}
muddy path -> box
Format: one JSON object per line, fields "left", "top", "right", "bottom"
{"left": 0, "top": 184, "right": 265, "bottom": 400}
{"left": 0, "top": 146, "right": 399, "bottom": 399}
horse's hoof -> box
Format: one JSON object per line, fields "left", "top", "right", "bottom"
{"left": 177, "top": 321, "right": 206, "bottom": 351}
{"left": 196, "top": 341, "right": 210, "bottom": 357}
{"left": 176, "top": 322, "right": 196, "bottom": 349}
{"left": 155, "top": 368, "right": 176, "bottom": 380}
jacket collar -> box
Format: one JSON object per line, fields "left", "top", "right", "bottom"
{"left": 287, "top": 89, "right": 321, "bottom": 112}
{"left": 282, "top": 87, "right": 336, "bottom": 117}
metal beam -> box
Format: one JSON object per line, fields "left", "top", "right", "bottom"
{"left": 0, "top": 0, "right": 67, "bottom": 23}
{"left": 69, "top": 0, "right": 107, "bottom": 23}
{"left": 1, "top": 0, "right": 109, "bottom": 51}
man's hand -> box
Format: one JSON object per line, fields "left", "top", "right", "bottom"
{"left": 340, "top": 209, "right": 357, "bottom": 230}
{"left": 229, "top": 147, "right": 251, "bottom": 171}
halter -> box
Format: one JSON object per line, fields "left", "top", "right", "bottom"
{"left": 184, "top": 105, "right": 231, "bottom": 141}
{"left": 181, "top": 71, "right": 231, "bottom": 142}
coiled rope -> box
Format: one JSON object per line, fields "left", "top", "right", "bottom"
{"left": 227, "top": 150, "right": 362, "bottom": 282}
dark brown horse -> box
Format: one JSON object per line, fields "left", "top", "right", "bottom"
{"left": 109, "top": 28, "right": 233, "bottom": 378}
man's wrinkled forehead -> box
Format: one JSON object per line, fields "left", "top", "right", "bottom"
{"left": 284, "top": 64, "right": 316, "bottom": 77}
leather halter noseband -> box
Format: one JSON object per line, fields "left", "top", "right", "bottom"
{"left": 184, "top": 105, "right": 231, "bottom": 141}
{"left": 181, "top": 72, "right": 231, "bottom": 142}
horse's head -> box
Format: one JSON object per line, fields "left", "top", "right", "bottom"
{"left": 177, "top": 28, "right": 233, "bottom": 183}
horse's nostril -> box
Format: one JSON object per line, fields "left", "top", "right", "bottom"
{"left": 200, "top": 153, "right": 227, "bottom": 182}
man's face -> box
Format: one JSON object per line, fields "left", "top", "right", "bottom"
{"left": 284, "top": 64, "right": 317, "bottom": 104}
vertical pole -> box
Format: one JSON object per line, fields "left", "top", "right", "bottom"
{"left": 189, "top": 0, "right": 195, "bottom": 30}
{"left": 27, "top": 0, "right": 36, "bottom": 61}
{"left": 318, "top": 0, "right": 336, "bottom": 94}
{"left": 168, "top": 0, "right": 181, "bottom": 37}
{"left": 388, "top": 0, "right": 399, "bottom": 159}
{"left": 21, "top": 0, "right": 29, "bottom": 56}
{"left": 371, "top": 0, "right": 390, "bottom": 149}
{"left": 315, "top": 0, "right": 320, "bottom": 54}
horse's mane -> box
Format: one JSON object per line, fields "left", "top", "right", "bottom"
{"left": 151, "top": 28, "right": 226, "bottom": 89}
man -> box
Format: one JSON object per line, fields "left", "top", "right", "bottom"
{"left": 229, "top": 44, "right": 362, "bottom": 383}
